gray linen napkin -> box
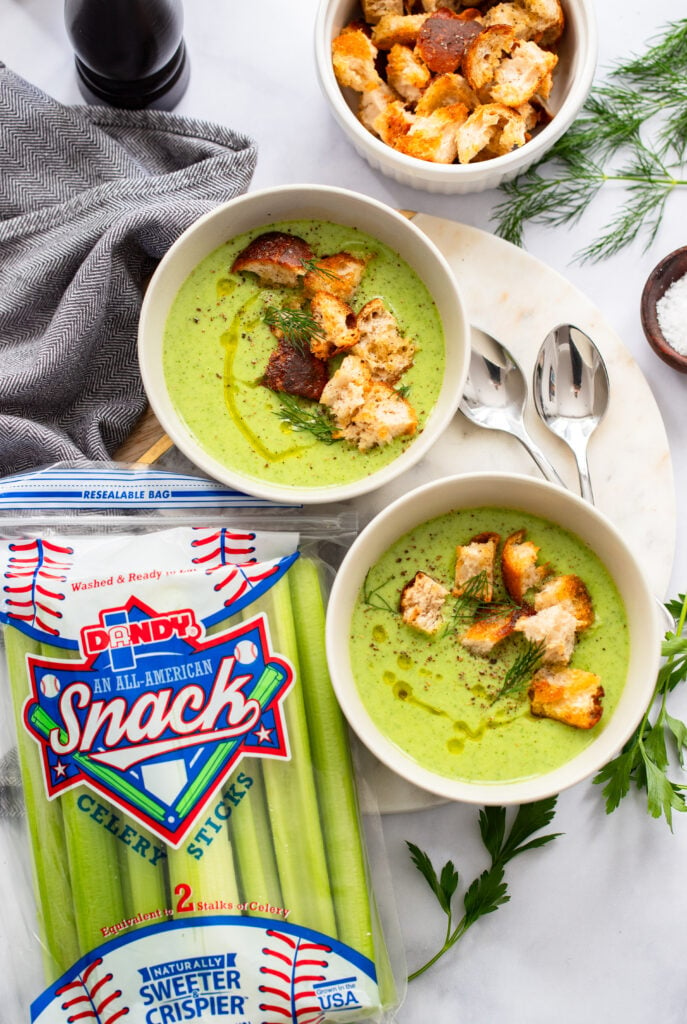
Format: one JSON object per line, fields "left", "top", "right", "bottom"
{"left": 0, "top": 63, "right": 258, "bottom": 474}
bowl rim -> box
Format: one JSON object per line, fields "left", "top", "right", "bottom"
{"left": 325, "top": 471, "right": 662, "bottom": 805}
{"left": 314, "top": 0, "right": 599, "bottom": 184}
{"left": 138, "top": 182, "right": 471, "bottom": 504}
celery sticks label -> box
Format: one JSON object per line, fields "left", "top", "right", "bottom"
{"left": 0, "top": 526, "right": 301, "bottom": 847}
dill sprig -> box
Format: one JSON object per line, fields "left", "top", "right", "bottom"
{"left": 406, "top": 800, "right": 561, "bottom": 981}
{"left": 362, "top": 572, "right": 397, "bottom": 613}
{"left": 493, "top": 18, "right": 687, "bottom": 261}
{"left": 448, "top": 571, "right": 490, "bottom": 629}
{"left": 275, "top": 393, "right": 339, "bottom": 443}
{"left": 300, "top": 256, "right": 341, "bottom": 282}
{"left": 491, "top": 640, "right": 546, "bottom": 704}
{"left": 263, "top": 304, "right": 323, "bottom": 353}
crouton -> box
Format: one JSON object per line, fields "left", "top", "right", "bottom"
{"left": 395, "top": 102, "right": 469, "bottom": 162}
{"left": 309, "top": 291, "right": 360, "bottom": 360}
{"left": 415, "top": 72, "right": 480, "bottom": 115}
{"left": 501, "top": 529, "right": 549, "bottom": 603}
{"left": 332, "top": 24, "right": 383, "bottom": 92}
{"left": 534, "top": 574, "right": 595, "bottom": 631}
{"left": 232, "top": 231, "right": 314, "bottom": 288}
{"left": 362, "top": 0, "right": 404, "bottom": 24}
{"left": 528, "top": 666, "right": 604, "bottom": 729}
{"left": 482, "top": 0, "right": 563, "bottom": 44}
{"left": 513, "top": 604, "right": 578, "bottom": 664}
{"left": 453, "top": 531, "right": 500, "bottom": 601}
{"left": 302, "top": 251, "right": 369, "bottom": 302}
{"left": 319, "top": 354, "right": 371, "bottom": 423}
{"left": 353, "top": 298, "right": 416, "bottom": 383}
{"left": 456, "top": 102, "right": 527, "bottom": 162}
{"left": 461, "top": 608, "right": 523, "bottom": 656}
{"left": 400, "top": 571, "right": 448, "bottom": 634}
{"left": 371, "top": 13, "right": 429, "bottom": 50}
{"left": 415, "top": 8, "right": 484, "bottom": 74}
{"left": 262, "top": 336, "right": 330, "bottom": 402}
{"left": 482, "top": 3, "right": 535, "bottom": 40}
{"left": 490, "top": 39, "right": 558, "bottom": 106}
{"left": 359, "top": 86, "right": 415, "bottom": 146}
{"left": 337, "top": 380, "right": 418, "bottom": 450}
{"left": 386, "top": 44, "right": 432, "bottom": 103}
{"left": 463, "top": 24, "right": 517, "bottom": 93}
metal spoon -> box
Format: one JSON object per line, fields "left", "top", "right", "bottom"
{"left": 533, "top": 324, "right": 610, "bottom": 504}
{"left": 460, "top": 327, "right": 566, "bottom": 487}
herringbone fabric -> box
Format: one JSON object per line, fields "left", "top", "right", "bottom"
{"left": 0, "top": 64, "right": 258, "bottom": 474}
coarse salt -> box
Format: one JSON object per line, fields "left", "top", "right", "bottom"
{"left": 656, "top": 272, "right": 687, "bottom": 356}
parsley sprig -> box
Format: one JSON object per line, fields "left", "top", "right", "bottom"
{"left": 493, "top": 19, "right": 687, "bottom": 262}
{"left": 406, "top": 799, "right": 561, "bottom": 981}
{"left": 594, "top": 593, "right": 687, "bottom": 828}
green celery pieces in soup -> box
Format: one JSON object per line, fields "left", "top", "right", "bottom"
{"left": 163, "top": 219, "right": 445, "bottom": 487}
{"left": 349, "top": 507, "right": 630, "bottom": 784}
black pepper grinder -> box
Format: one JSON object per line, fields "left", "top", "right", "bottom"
{"left": 64, "top": 0, "right": 190, "bottom": 110}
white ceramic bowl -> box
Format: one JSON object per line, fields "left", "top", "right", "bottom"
{"left": 138, "top": 184, "right": 469, "bottom": 503}
{"left": 326, "top": 473, "right": 661, "bottom": 805}
{"left": 315, "top": 0, "right": 597, "bottom": 194}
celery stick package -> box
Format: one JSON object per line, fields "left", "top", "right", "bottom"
{"left": 0, "top": 465, "right": 403, "bottom": 1024}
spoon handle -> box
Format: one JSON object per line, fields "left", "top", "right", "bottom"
{"left": 512, "top": 427, "right": 567, "bottom": 488}
{"left": 575, "top": 456, "right": 595, "bottom": 504}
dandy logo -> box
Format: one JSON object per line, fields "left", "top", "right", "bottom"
{"left": 23, "top": 595, "right": 294, "bottom": 847}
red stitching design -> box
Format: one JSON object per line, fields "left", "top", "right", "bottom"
{"left": 55, "top": 959, "right": 130, "bottom": 1023}
{"left": 4, "top": 539, "right": 72, "bottom": 635}
{"left": 258, "top": 931, "right": 330, "bottom": 1024}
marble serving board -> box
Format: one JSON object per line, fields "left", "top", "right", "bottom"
{"left": 351, "top": 215, "right": 677, "bottom": 814}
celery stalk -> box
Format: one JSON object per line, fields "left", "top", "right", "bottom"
{"left": 258, "top": 576, "right": 337, "bottom": 935}
{"left": 167, "top": 801, "right": 240, "bottom": 918}
{"left": 3, "top": 628, "right": 80, "bottom": 981}
{"left": 227, "top": 761, "right": 283, "bottom": 914}
{"left": 287, "top": 558, "right": 374, "bottom": 956}
{"left": 117, "top": 812, "right": 169, "bottom": 930}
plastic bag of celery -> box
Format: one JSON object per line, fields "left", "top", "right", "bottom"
{"left": 0, "top": 464, "right": 403, "bottom": 1024}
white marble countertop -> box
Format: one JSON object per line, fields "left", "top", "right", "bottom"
{"left": 2, "top": 2, "right": 687, "bottom": 1022}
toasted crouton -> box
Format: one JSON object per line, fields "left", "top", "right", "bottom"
{"left": 401, "top": 571, "right": 448, "bottom": 634}
{"left": 386, "top": 44, "right": 432, "bottom": 102}
{"left": 520, "top": 0, "right": 565, "bottom": 45}
{"left": 514, "top": 604, "right": 578, "bottom": 664}
{"left": 534, "top": 574, "right": 595, "bottom": 631}
{"left": 461, "top": 609, "right": 522, "bottom": 656}
{"left": 353, "top": 298, "right": 415, "bottom": 383}
{"left": 490, "top": 39, "right": 558, "bottom": 106}
{"left": 359, "top": 86, "right": 415, "bottom": 146}
{"left": 262, "top": 336, "right": 330, "bottom": 402}
{"left": 453, "top": 531, "right": 500, "bottom": 601}
{"left": 396, "top": 102, "right": 469, "bottom": 162}
{"left": 371, "top": 13, "right": 429, "bottom": 50}
{"left": 463, "top": 24, "right": 517, "bottom": 92}
{"left": 415, "top": 8, "right": 484, "bottom": 74}
{"left": 501, "top": 529, "right": 549, "bottom": 603}
{"left": 362, "top": 0, "right": 403, "bottom": 24}
{"left": 309, "top": 291, "right": 360, "bottom": 359}
{"left": 232, "top": 232, "right": 314, "bottom": 288}
{"left": 302, "top": 252, "right": 368, "bottom": 302}
{"left": 456, "top": 102, "right": 527, "bottom": 162}
{"left": 337, "top": 381, "right": 418, "bottom": 450}
{"left": 528, "top": 666, "right": 604, "bottom": 729}
{"left": 332, "top": 25, "right": 383, "bottom": 92}
{"left": 319, "top": 354, "right": 371, "bottom": 423}
{"left": 415, "top": 72, "right": 480, "bottom": 115}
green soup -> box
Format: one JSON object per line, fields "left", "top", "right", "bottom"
{"left": 163, "top": 219, "right": 445, "bottom": 489}
{"left": 349, "top": 506, "right": 630, "bottom": 784}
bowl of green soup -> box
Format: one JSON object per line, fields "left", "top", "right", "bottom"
{"left": 138, "top": 184, "right": 469, "bottom": 503}
{"left": 326, "top": 473, "right": 662, "bottom": 804}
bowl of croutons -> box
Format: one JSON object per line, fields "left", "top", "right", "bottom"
{"left": 326, "top": 472, "right": 661, "bottom": 804}
{"left": 138, "top": 184, "right": 470, "bottom": 503}
{"left": 315, "top": 0, "right": 597, "bottom": 193}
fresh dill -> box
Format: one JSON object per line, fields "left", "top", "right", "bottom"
{"left": 263, "top": 304, "right": 323, "bottom": 353}
{"left": 300, "top": 256, "right": 341, "bottom": 282}
{"left": 492, "top": 640, "right": 546, "bottom": 704}
{"left": 594, "top": 592, "right": 687, "bottom": 829}
{"left": 406, "top": 799, "right": 561, "bottom": 981}
{"left": 448, "top": 571, "right": 490, "bottom": 629}
{"left": 275, "top": 393, "right": 339, "bottom": 443}
{"left": 362, "top": 571, "right": 397, "bottom": 613}
{"left": 493, "top": 18, "right": 687, "bottom": 261}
